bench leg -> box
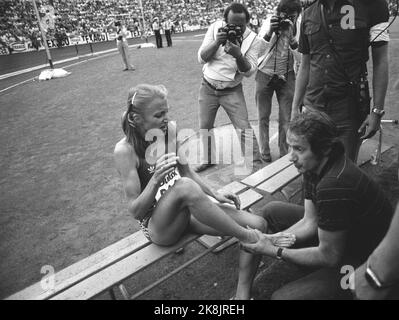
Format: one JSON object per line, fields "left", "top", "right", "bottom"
{"left": 119, "top": 284, "right": 130, "bottom": 300}
{"left": 109, "top": 287, "right": 117, "bottom": 300}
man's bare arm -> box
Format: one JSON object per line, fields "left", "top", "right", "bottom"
{"left": 291, "top": 53, "right": 310, "bottom": 119}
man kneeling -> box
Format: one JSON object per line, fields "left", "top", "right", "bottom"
{"left": 242, "top": 111, "right": 394, "bottom": 300}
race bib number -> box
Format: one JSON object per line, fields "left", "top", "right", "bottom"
{"left": 155, "top": 167, "right": 181, "bottom": 202}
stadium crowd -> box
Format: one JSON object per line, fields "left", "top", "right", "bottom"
{"left": 1, "top": 0, "right": 397, "bottom": 52}
{"left": 1, "top": 0, "right": 281, "bottom": 51}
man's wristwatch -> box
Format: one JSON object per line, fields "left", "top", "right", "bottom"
{"left": 276, "top": 247, "right": 284, "bottom": 260}
{"left": 365, "top": 259, "right": 393, "bottom": 289}
{"left": 371, "top": 107, "right": 385, "bottom": 118}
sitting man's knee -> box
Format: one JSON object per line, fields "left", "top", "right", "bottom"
{"left": 253, "top": 215, "right": 268, "bottom": 232}
{"left": 260, "top": 201, "right": 286, "bottom": 219}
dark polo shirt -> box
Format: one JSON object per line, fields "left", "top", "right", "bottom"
{"left": 299, "top": 0, "right": 389, "bottom": 117}
{"left": 304, "top": 146, "right": 394, "bottom": 263}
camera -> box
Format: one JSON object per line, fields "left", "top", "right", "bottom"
{"left": 218, "top": 24, "right": 243, "bottom": 45}
{"left": 114, "top": 21, "right": 121, "bottom": 27}
{"left": 276, "top": 12, "right": 295, "bottom": 30}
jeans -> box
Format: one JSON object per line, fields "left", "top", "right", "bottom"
{"left": 261, "top": 201, "right": 353, "bottom": 300}
{"left": 255, "top": 70, "right": 295, "bottom": 159}
{"left": 165, "top": 30, "right": 172, "bottom": 47}
{"left": 198, "top": 80, "right": 261, "bottom": 164}
{"left": 117, "top": 40, "right": 132, "bottom": 69}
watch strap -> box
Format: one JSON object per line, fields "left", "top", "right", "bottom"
{"left": 276, "top": 247, "right": 284, "bottom": 260}
{"left": 372, "top": 107, "right": 385, "bottom": 117}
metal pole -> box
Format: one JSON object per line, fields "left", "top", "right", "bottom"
{"left": 138, "top": 0, "right": 147, "bottom": 42}
{"left": 31, "top": 0, "right": 54, "bottom": 69}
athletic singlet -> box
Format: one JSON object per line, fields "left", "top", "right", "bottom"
{"left": 137, "top": 155, "right": 181, "bottom": 240}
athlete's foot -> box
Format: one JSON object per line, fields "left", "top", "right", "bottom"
{"left": 193, "top": 163, "right": 215, "bottom": 173}
{"left": 242, "top": 228, "right": 259, "bottom": 244}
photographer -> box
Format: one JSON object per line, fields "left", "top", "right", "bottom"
{"left": 292, "top": 0, "right": 390, "bottom": 161}
{"left": 195, "top": 2, "right": 262, "bottom": 173}
{"left": 256, "top": 0, "right": 302, "bottom": 163}
{"left": 115, "top": 21, "right": 135, "bottom": 71}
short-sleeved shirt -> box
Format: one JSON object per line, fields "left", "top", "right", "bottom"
{"left": 304, "top": 146, "right": 393, "bottom": 263}
{"left": 299, "top": 0, "right": 389, "bottom": 112}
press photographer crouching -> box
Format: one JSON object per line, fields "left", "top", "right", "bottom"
{"left": 256, "top": 0, "right": 302, "bottom": 163}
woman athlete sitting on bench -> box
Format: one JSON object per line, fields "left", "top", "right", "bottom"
{"left": 114, "top": 84, "right": 294, "bottom": 299}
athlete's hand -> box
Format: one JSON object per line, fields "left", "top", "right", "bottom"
{"left": 152, "top": 153, "right": 179, "bottom": 185}
{"left": 214, "top": 190, "right": 241, "bottom": 210}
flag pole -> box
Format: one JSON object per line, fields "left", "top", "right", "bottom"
{"left": 138, "top": 0, "right": 147, "bottom": 41}
{"left": 31, "top": 0, "right": 54, "bottom": 69}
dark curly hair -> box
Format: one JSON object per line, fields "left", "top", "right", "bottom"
{"left": 289, "top": 111, "right": 344, "bottom": 159}
{"left": 277, "top": 0, "right": 303, "bottom": 15}
{"left": 223, "top": 2, "right": 250, "bottom": 23}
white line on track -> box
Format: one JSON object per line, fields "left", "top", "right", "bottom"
{"left": 0, "top": 45, "right": 139, "bottom": 94}
{"left": 1, "top": 35, "right": 398, "bottom": 94}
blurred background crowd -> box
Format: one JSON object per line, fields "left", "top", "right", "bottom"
{"left": 0, "top": 0, "right": 397, "bottom": 52}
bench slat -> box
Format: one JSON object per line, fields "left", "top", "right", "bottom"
{"left": 6, "top": 231, "right": 149, "bottom": 300}
{"left": 239, "top": 189, "right": 264, "bottom": 209}
{"left": 241, "top": 154, "right": 292, "bottom": 187}
{"left": 219, "top": 181, "right": 248, "bottom": 194}
{"left": 51, "top": 233, "right": 200, "bottom": 300}
{"left": 257, "top": 165, "right": 300, "bottom": 194}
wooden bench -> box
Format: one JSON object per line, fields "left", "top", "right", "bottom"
{"left": 6, "top": 139, "right": 391, "bottom": 300}
{"left": 6, "top": 182, "right": 263, "bottom": 300}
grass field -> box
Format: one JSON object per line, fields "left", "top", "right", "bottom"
{"left": 0, "top": 21, "right": 399, "bottom": 299}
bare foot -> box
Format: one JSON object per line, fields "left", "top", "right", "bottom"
{"left": 243, "top": 228, "right": 260, "bottom": 244}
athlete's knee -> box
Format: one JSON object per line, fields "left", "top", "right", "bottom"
{"left": 174, "top": 177, "right": 203, "bottom": 201}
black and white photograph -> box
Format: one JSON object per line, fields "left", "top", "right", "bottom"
{"left": 1, "top": 0, "right": 399, "bottom": 307}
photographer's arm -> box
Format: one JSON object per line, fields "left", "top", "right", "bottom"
{"left": 200, "top": 40, "right": 223, "bottom": 63}
{"left": 198, "top": 24, "right": 226, "bottom": 63}
{"left": 235, "top": 47, "right": 252, "bottom": 73}
{"left": 227, "top": 37, "right": 261, "bottom": 76}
